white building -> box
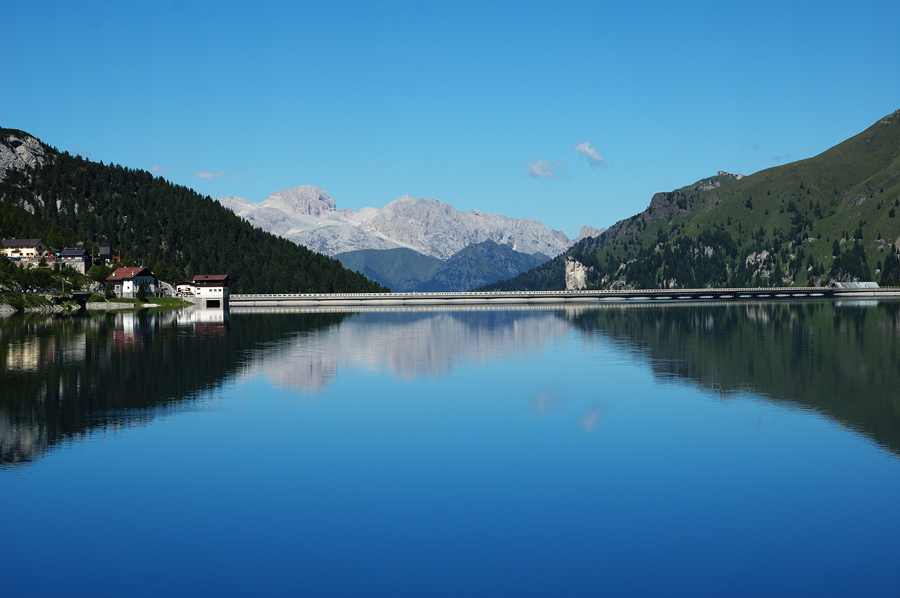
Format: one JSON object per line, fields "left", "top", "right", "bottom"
{"left": 192, "top": 274, "right": 229, "bottom": 308}
{"left": 106, "top": 267, "right": 158, "bottom": 299}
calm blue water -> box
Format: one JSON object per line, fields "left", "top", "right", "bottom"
{"left": 2, "top": 303, "right": 899, "bottom": 596}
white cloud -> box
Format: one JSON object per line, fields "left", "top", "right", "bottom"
{"left": 195, "top": 169, "right": 243, "bottom": 181}
{"left": 572, "top": 140, "right": 604, "bottom": 168}
{"left": 196, "top": 169, "right": 225, "bottom": 180}
{"left": 149, "top": 165, "right": 168, "bottom": 175}
{"left": 526, "top": 156, "right": 564, "bottom": 179}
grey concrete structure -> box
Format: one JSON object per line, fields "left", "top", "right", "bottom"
{"left": 230, "top": 287, "right": 900, "bottom": 308}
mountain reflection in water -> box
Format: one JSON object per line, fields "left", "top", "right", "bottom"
{"left": 245, "top": 309, "right": 571, "bottom": 391}
{"left": 2, "top": 301, "right": 899, "bottom": 466}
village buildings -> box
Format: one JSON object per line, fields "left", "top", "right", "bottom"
{"left": 105, "top": 267, "right": 158, "bottom": 299}
{"left": 58, "top": 248, "right": 91, "bottom": 274}
{"left": 2, "top": 238, "right": 123, "bottom": 273}
{"left": 2, "top": 238, "right": 52, "bottom": 260}
{"left": 3, "top": 237, "right": 230, "bottom": 305}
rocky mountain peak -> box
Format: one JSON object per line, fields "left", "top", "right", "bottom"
{"left": 264, "top": 185, "right": 336, "bottom": 217}
{"left": 218, "top": 185, "right": 596, "bottom": 260}
{"left": 878, "top": 109, "right": 900, "bottom": 126}
{"left": 380, "top": 195, "right": 453, "bottom": 217}
{"left": 575, "top": 226, "right": 607, "bottom": 242}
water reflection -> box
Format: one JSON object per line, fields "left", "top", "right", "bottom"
{"left": 566, "top": 300, "right": 900, "bottom": 453}
{"left": 0, "top": 308, "right": 347, "bottom": 465}
{"left": 3, "top": 301, "right": 899, "bottom": 466}
{"left": 578, "top": 401, "right": 607, "bottom": 433}
{"left": 530, "top": 391, "right": 566, "bottom": 418}
{"left": 242, "top": 308, "right": 571, "bottom": 391}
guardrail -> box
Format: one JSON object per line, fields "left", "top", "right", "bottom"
{"left": 227, "top": 287, "right": 900, "bottom": 307}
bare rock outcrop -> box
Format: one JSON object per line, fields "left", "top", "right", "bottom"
{"left": 565, "top": 258, "right": 589, "bottom": 290}
{"left": 0, "top": 131, "right": 47, "bottom": 178}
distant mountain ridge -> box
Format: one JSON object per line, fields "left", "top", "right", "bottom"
{"left": 336, "top": 240, "right": 550, "bottom": 292}
{"left": 335, "top": 247, "right": 443, "bottom": 291}
{"left": 415, "top": 240, "right": 550, "bottom": 292}
{"left": 219, "top": 186, "right": 603, "bottom": 259}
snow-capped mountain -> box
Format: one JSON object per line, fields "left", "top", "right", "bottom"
{"left": 219, "top": 186, "right": 599, "bottom": 259}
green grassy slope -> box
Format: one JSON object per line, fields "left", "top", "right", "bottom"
{"left": 0, "top": 129, "right": 387, "bottom": 294}
{"left": 484, "top": 109, "right": 900, "bottom": 290}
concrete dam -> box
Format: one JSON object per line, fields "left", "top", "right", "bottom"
{"left": 229, "top": 286, "right": 900, "bottom": 308}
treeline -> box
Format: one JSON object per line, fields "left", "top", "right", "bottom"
{"left": 0, "top": 201, "right": 79, "bottom": 249}
{"left": 584, "top": 226, "right": 889, "bottom": 289}
{"left": 0, "top": 136, "right": 387, "bottom": 294}
{"left": 481, "top": 224, "right": 900, "bottom": 292}
{"left": 588, "top": 226, "right": 900, "bottom": 289}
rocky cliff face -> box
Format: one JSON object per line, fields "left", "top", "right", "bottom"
{"left": 219, "top": 186, "right": 594, "bottom": 259}
{"left": 0, "top": 130, "right": 48, "bottom": 178}
{"left": 565, "top": 258, "right": 589, "bottom": 290}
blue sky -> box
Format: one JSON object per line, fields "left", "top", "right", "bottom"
{"left": 3, "top": 1, "right": 899, "bottom": 238}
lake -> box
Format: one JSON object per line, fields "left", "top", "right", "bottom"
{"left": 2, "top": 302, "right": 899, "bottom": 596}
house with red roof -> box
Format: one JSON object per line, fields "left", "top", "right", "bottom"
{"left": 106, "top": 267, "right": 158, "bottom": 299}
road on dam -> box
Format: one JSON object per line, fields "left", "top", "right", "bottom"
{"left": 228, "top": 287, "right": 900, "bottom": 308}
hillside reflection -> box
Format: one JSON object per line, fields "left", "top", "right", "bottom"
{"left": 0, "top": 309, "right": 348, "bottom": 465}
{"left": 3, "top": 301, "right": 900, "bottom": 466}
{"left": 245, "top": 302, "right": 900, "bottom": 455}
{"left": 564, "top": 301, "right": 900, "bottom": 455}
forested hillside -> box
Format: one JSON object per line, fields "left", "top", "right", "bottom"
{"left": 338, "top": 240, "right": 550, "bottom": 291}
{"left": 0, "top": 129, "right": 387, "bottom": 294}
{"left": 482, "top": 109, "right": 900, "bottom": 291}
{"left": 415, "top": 240, "right": 549, "bottom": 292}
{"left": 336, "top": 247, "right": 443, "bottom": 291}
